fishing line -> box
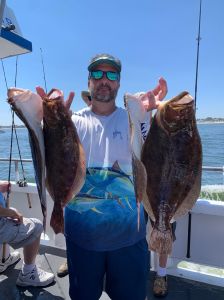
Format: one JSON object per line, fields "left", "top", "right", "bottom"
{"left": 40, "top": 48, "right": 48, "bottom": 93}
{"left": 12, "top": 56, "right": 27, "bottom": 186}
{"left": 1, "top": 58, "right": 8, "bottom": 90}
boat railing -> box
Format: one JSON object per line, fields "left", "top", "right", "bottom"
{"left": 0, "top": 157, "right": 33, "bottom": 182}
{"left": 0, "top": 158, "right": 223, "bottom": 180}
{"left": 0, "top": 157, "right": 224, "bottom": 174}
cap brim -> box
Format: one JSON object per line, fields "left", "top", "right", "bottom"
{"left": 88, "top": 59, "right": 121, "bottom": 72}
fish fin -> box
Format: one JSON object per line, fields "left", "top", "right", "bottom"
{"left": 116, "top": 198, "right": 125, "bottom": 207}
{"left": 86, "top": 187, "right": 95, "bottom": 195}
{"left": 124, "top": 197, "right": 134, "bottom": 210}
{"left": 88, "top": 168, "right": 96, "bottom": 177}
{"left": 111, "top": 160, "right": 126, "bottom": 174}
{"left": 91, "top": 207, "right": 103, "bottom": 214}
{"left": 149, "top": 227, "right": 173, "bottom": 255}
{"left": 50, "top": 202, "right": 64, "bottom": 234}
{"left": 111, "top": 160, "right": 122, "bottom": 172}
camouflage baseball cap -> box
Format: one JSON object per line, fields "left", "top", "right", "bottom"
{"left": 88, "top": 53, "right": 121, "bottom": 72}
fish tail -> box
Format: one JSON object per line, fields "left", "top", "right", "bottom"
{"left": 149, "top": 227, "right": 173, "bottom": 255}
{"left": 50, "top": 202, "right": 64, "bottom": 234}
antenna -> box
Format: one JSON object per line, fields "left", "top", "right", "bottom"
{"left": 194, "top": 0, "right": 202, "bottom": 111}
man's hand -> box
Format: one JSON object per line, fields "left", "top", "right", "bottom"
{"left": 8, "top": 208, "right": 23, "bottom": 224}
{"left": 36, "top": 86, "right": 75, "bottom": 113}
{"left": 140, "top": 77, "right": 168, "bottom": 111}
{"left": 0, "top": 182, "right": 10, "bottom": 193}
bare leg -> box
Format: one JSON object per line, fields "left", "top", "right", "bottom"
{"left": 153, "top": 254, "right": 169, "bottom": 297}
{"left": 23, "top": 235, "right": 40, "bottom": 265}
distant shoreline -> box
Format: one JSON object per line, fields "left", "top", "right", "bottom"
{"left": 0, "top": 126, "right": 25, "bottom": 129}
{"left": 197, "top": 121, "right": 224, "bottom": 125}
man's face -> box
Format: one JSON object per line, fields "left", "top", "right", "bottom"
{"left": 88, "top": 64, "right": 120, "bottom": 103}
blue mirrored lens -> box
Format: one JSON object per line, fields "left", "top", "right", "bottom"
{"left": 90, "top": 70, "right": 103, "bottom": 79}
{"left": 90, "top": 71, "right": 119, "bottom": 81}
{"left": 106, "top": 72, "right": 119, "bottom": 81}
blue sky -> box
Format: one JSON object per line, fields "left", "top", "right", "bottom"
{"left": 0, "top": 0, "right": 224, "bottom": 125}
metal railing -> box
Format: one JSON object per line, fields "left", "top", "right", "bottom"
{"left": 0, "top": 157, "right": 32, "bottom": 182}
{"left": 0, "top": 158, "right": 223, "bottom": 183}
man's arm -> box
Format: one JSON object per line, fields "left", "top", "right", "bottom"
{"left": 0, "top": 182, "right": 10, "bottom": 193}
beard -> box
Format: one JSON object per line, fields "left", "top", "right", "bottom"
{"left": 90, "top": 83, "right": 118, "bottom": 103}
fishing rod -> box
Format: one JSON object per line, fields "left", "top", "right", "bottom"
{"left": 194, "top": 0, "right": 202, "bottom": 111}
{"left": 186, "top": 0, "right": 203, "bottom": 259}
{"left": 40, "top": 48, "right": 48, "bottom": 93}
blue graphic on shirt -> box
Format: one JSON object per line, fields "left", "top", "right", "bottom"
{"left": 65, "top": 164, "right": 146, "bottom": 251}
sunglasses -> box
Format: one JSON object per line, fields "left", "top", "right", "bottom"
{"left": 89, "top": 70, "right": 120, "bottom": 81}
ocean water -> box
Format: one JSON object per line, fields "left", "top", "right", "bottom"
{"left": 0, "top": 124, "right": 223, "bottom": 186}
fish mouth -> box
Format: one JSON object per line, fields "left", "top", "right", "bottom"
{"left": 47, "top": 89, "right": 63, "bottom": 100}
{"left": 157, "top": 91, "right": 195, "bottom": 134}
{"left": 43, "top": 89, "right": 65, "bottom": 127}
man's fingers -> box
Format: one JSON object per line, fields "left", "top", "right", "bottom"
{"left": 36, "top": 86, "right": 47, "bottom": 98}
{"left": 158, "top": 77, "right": 168, "bottom": 100}
{"left": 151, "top": 77, "right": 168, "bottom": 101}
{"left": 65, "top": 92, "right": 75, "bottom": 110}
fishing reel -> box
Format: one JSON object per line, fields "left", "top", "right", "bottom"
{"left": 17, "top": 179, "right": 27, "bottom": 187}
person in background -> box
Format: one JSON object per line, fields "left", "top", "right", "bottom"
{"left": 0, "top": 181, "right": 55, "bottom": 287}
{"left": 0, "top": 182, "right": 20, "bottom": 273}
{"left": 37, "top": 53, "right": 167, "bottom": 300}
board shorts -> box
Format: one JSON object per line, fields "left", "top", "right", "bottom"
{"left": 66, "top": 238, "right": 150, "bottom": 300}
{"left": 0, "top": 217, "right": 43, "bottom": 249}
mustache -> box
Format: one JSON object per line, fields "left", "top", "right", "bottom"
{"left": 97, "top": 83, "right": 112, "bottom": 91}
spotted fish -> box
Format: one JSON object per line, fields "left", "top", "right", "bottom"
{"left": 7, "top": 88, "right": 47, "bottom": 229}
{"left": 141, "top": 91, "right": 202, "bottom": 254}
{"left": 42, "top": 89, "right": 86, "bottom": 234}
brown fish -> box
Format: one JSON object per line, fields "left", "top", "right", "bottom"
{"left": 43, "top": 89, "right": 86, "bottom": 234}
{"left": 141, "top": 91, "right": 202, "bottom": 254}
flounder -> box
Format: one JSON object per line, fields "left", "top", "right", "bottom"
{"left": 42, "top": 89, "right": 86, "bottom": 234}
{"left": 141, "top": 91, "right": 202, "bottom": 254}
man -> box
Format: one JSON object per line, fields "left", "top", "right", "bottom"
{"left": 0, "top": 181, "right": 55, "bottom": 287}
{"left": 37, "top": 53, "right": 167, "bottom": 300}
